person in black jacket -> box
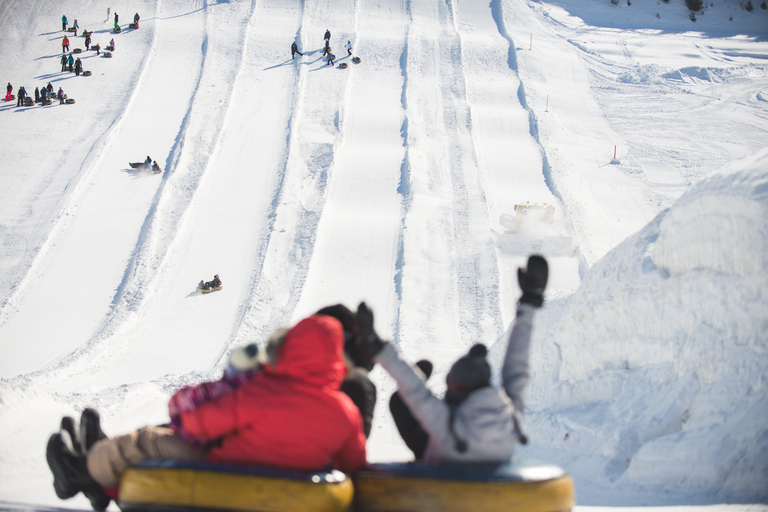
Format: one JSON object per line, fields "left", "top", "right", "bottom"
{"left": 324, "top": 29, "right": 331, "bottom": 42}
{"left": 316, "top": 304, "right": 377, "bottom": 438}
{"left": 291, "top": 41, "right": 303, "bottom": 59}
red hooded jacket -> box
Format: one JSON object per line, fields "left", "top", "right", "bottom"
{"left": 178, "top": 315, "right": 367, "bottom": 473}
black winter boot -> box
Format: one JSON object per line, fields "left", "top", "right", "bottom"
{"left": 46, "top": 432, "right": 111, "bottom": 511}
{"left": 46, "top": 433, "right": 87, "bottom": 499}
{"left": 79, "top": 408, "right": 107, "bottom": 453}
{"left": 60, "top": 416, "right": 84, "bottom": 456}
{"left": 81, "top": 481, "right": 111, "bottom": 512}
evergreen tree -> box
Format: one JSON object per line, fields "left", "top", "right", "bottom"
{"left": 685, "top": 0, "right": 703, "bottom": 11}
{"left": 745, "top": 0, "right": 754, "bottom": 10}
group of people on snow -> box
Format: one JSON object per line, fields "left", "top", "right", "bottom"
{"left": 289, "top": 29, "right": 354, "bottom": 67}
{"left": 46, "top": 255, "right": 549, "bottom": 511}
{"left": 59, "top": 53, "right": 83, "bottom": 75}
{"left": 6, "top": 82, "right": 67, "bottom": 106}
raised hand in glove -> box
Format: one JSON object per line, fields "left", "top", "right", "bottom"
{"left": 357, "top": 302, "right": 385, "bottom": 358}
{"left": 518, "top": 255, "right": 548, "bottom": 308}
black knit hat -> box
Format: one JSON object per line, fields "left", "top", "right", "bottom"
{"left": 446, "top": 344, "right": 491, "bottom": 391}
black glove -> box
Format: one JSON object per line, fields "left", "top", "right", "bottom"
{"left": 518, "top": 255, "right": 548, "bottom": 308}
{"left": 357, "top": 302, "right": 384, "bottom": 358}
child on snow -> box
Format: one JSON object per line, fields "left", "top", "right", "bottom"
{"left": 359, "top": 255, "right": 548, "bottom": 462}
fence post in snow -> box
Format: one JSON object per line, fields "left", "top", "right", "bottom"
{"left": 530, "top": 34, "right": 533, "bottom": 50}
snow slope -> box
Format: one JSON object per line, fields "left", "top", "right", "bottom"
{"left": 0, "top": 0, "right": 767, "bottom": 509}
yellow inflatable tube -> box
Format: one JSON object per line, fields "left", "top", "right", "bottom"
{"left": 353, "top": 460, "right": 575, "bottom": 512}
{"left": 118, "top": 460, "right": 353, "bottom": 512}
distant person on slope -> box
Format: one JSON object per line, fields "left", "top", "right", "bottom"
{"left": 359, "top": 254, "right": 548, "bottom": 462}
{"left": 72, "top": 19, "right": 79, "bottom": 36}
{"left": 62, "top": 14, "right": 67, "bottom": 31}
{"left": 291, "top": 40, "right": 303, "bottom": 59}
{"left": 345, "top": 40, "right": 352, "bottom": 56}
{"left": 62, "top": 35, "right": 70, "bottom": 53}
{"left": 5, "top": 82, "right": 11, "bottom": 102}
{"left": 45, "top": 314, "right": 367, "bottom": 510}
{"left": 133, "top": 13, "right": 140, "bottom": 28}
{"left": 17, "top": 85, "right": 26, "bottom": 106}
{"left": 324, "top": 29, "right": 331, "bottom": 42}
{"left": 60, "top": 53, "right": 68, "bottom": 71}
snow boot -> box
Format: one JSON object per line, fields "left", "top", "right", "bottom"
{"left": 81, "top": 480, "right": 111, "bottom": 512}
{"left": 79, "top": 408, "right": 107, "bottom": 454}
{"left": 517, "top": 255, "right": 548, "bottom": 308}
{"left": 47, "top": 432, "right": 111, "bottom": 511}
{"left": 60, "top": 416, "right": 84, "bottom": 456}
{"left": 46, "top": 433, "right": 87, "bottom": 499}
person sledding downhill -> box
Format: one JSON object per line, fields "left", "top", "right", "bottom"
{"left": 359, "top": 254, "right": 549, "bottom": 462}
{"left": 197, "top": 274, "right": 222, "bottom": 292}
{"left": 45, "top": 314, "right": 367, "bottom": 511}
{"left": 129, "top": 156, "right": 152, "bottom": 170}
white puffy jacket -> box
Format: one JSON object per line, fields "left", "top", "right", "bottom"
{"left": 375, "top": 304, "right": 535, "bottom": 462}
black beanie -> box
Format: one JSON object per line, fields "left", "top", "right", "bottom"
{"left": 446, "top": 344, "right": 491, "bottom": 391}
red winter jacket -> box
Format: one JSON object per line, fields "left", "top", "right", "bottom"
{"left": 178, "top": 315, "right": 367, "bottom": 473}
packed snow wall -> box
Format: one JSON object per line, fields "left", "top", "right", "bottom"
{"left": 488, "top": 149, "right": 768, "bottom": 503}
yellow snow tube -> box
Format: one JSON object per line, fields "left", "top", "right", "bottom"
{"left": 119, "top": 460, "right": 353, "bottom": 512}
{"left": 353, "top": 461, "right": 575, "bottom": 512}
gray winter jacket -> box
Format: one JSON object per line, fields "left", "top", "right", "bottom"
{"left": 375, "top": 304, "right": 535, "bottom": 463}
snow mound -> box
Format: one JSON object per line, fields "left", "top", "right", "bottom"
{"left": 661, "top": 66, "right": 722, "bottom": 84}
{"left": 618, "top": 64, "right": 667, "bottom": 85}
{"left": 512, "top": 148, "right": 768, "bottom": 503}
{"left": 758, "top": 91, "right": 768, "bottom": 102}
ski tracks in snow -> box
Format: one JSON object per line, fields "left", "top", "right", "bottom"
{"left": 233, "top": 0, "right": 360, "bottom": 343}
{"left": 396, "top": 0, "right": 521, "bottom": 372}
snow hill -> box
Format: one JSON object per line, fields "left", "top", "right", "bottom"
{"left": 0, "top": 0, "right": 767, "bottom": 509}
